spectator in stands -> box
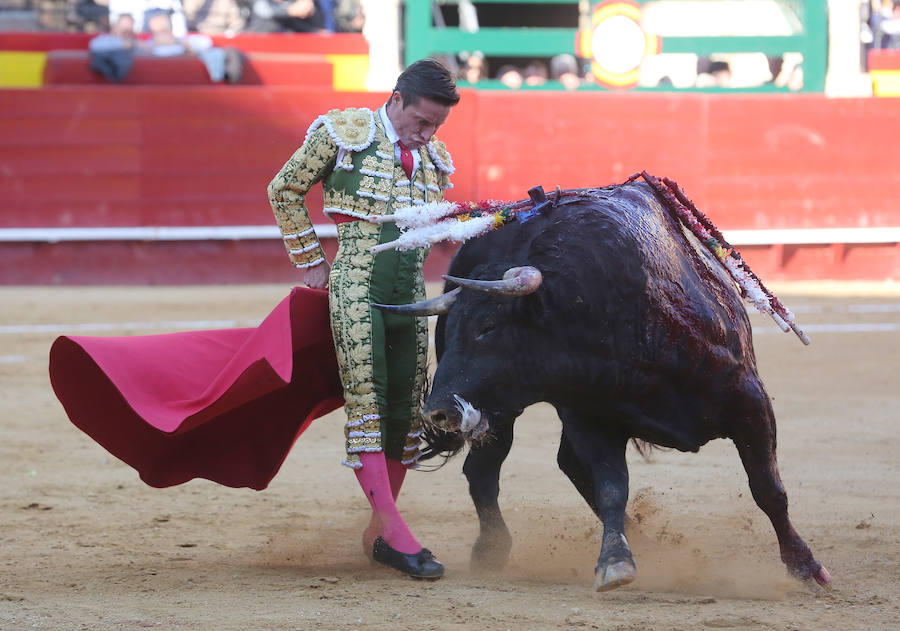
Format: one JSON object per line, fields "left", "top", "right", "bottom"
{"left": 869, "top": 0, "right": 898, "bottom": 48}
{"left": 876, "top": 0, "right": 900, "bottom": 48}
{"left": 523, "top": 60, "right": 549, "bottom": 86}
{"left": 695, "top": 58, "right": 732, "bottom": 88}
{"left": 333, "top": 0, "right": 364, "bottom": 32}
{"left": 246, "top": 0, "right": 334, "bottom": 33}
{"left": 550, "top": 53, "right": 582, "bottom": 90}
{"left": 766, "top": 55, "right": 784, "bottom": 84}
{"left": 458, "top": 51, "right": 486, "bottom": 84}
{"left": 109, "top": 0, "right": 189, "bottom": 37}
{"left": 88, "top": 13, "right": 137, "bottom": 82}
{"left": 710, "top": 60, "right": 733, "bottom": 86}
{"left": 496, "top": 64, "right": 523, "bottom": 89}
{"left": 182, "top": 0, "right": 247, "bottom": 35}
{"left": 68, "top": 0, "right": 110, "bottom": 32}
{"left": 766, "top": 53, "right": 803, "bottom": 91}
{"left": 141, "top": 11, "right": 244, "bottom": 82}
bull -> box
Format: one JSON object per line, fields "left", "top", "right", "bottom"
{"left": 375, "top": 179, "right": 831, "bottom": 592}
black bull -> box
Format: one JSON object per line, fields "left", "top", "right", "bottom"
{"left": 377, "top": 181, "right": 831, "bottom": 591}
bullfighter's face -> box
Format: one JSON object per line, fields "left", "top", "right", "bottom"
{"left": 386, "top": 92, "right": 451, "bottom": 150}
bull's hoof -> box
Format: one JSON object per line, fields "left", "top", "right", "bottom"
{"left": 470, "top": 531, "right": 512, "bottom": 571}
{"left": 801, "top": 565, "right": 832, "bottom": 592}
{"left": 594, "top": 560, "right": 636, "bottom": 592}
{"left": 815, "top": 565, "right": 833, "bottom": 587}
{"left": 788, "top": 558, "right": 833, "bottom": 590}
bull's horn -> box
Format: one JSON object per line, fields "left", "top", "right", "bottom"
{"left": 444, "top": 266, "right": 542, "bottom": 296}
{"left": 371, "top": 287, "right": 460, "bottom": 316}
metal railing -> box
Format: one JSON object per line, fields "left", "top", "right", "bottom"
{"left": 405, "top": 0, "right": 828, "bottom": 92}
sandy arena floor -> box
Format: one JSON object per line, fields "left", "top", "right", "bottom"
{"left": 1, "top": 283, "right": 898, "bottom": 630}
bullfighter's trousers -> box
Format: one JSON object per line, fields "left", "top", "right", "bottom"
{"left": 328, "top": 219, "right": 428, "bottom": 469}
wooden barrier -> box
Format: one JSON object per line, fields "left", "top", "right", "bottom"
{"left": 0, "top": 31, "right": 367, "bottom": 89}
{"left": 869, "top": 49, "right": 900, "bottom": 97}
{"left": 1, "top": 86, "right": 898, "bottom": 283}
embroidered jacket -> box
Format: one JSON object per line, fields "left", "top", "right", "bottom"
{"left": 268, "top": 107, "right": 455, "bottom": 268}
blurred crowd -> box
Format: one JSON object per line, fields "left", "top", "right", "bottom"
{"left": 44, "top": 0, "right": 363, "bottom": 36}
{"left": 862, "top": 0, "right": 900, "bottom": 51}
{"left": 454, "top": 51, "right": 804, "bottom": 92}
{"left": 88, "top": 10, "right": 245, "bottom": 82}
{"left": 8, "top": 0, "right": 873, "bottom": 92}
{"left": 74, "top": 0, "right": 362, "bottom": 83}
{"left": 442, "top": 0, "right": 588, "bottom": 90}
{"left": 456, "top": 51, "right": 587, "bottom": 90}
{"left": 446, "top": 0, "right": 803, "bottom": 92}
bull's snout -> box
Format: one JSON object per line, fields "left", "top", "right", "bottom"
{"left": 424, "top": 403, "right": 460, "bottom": 430}
{"left": 425, "top": 408, "right": 451, "bottom": 427}
{"left": 425, "top": 395, "right": 489, "bottom": 440}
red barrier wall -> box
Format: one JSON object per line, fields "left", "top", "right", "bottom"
{"left": 467, "top": 92, "right": 900, "bottom": 230}
{"left": 42, "top": 50, "right": 335, "bottom": 86}
{"left": 1, "top": 86, "right": 898, "bottom": 284}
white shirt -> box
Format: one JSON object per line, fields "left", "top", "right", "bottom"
{"left": 89, "top": 33, "right": 132, "bottom": 52}
{"left": 109, "top": 0, "right": 188, "bottom": 38}
{"left": 378, "top": 104, "right": 421, "bottom": 176}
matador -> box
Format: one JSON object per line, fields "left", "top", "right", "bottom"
{"left": 267, "top": 58, "right": 460, "bottom": 579}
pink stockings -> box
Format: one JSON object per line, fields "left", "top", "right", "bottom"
{"left": 355, "top": 452, "right": 420, "bottom": 554}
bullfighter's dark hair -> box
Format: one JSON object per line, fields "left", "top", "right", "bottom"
{"left": 391, "top": 57, "right": 461, "bottom": 108}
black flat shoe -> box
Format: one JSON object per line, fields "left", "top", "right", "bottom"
{"left": 372, "top": 536, "right": 444, "bottom": 579}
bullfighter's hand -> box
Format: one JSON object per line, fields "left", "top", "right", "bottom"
{"left": 303, "top": 260, "right": 330, "bottom": 289}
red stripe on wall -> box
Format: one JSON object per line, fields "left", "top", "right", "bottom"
{"left": 1, "top": 86, "right": 899, "bottom": 283}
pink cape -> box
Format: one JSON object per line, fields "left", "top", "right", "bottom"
{"left": 49, "top": 287, "right": 344, "bottom": 490}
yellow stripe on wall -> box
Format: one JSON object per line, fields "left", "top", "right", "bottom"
{"left": 326, "top": 54, "right": 368, "bottom": 92}
{"left": 871, "top": 70, "right": 900, "bottom": 97}
{"left": 0, "top": 52, "right": 47, "bottom": 87}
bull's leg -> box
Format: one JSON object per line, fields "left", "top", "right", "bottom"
{"left": 463, "top": 417, "right": 516, "bottom": 570}
{"left": 558, "top": 408, "right": 635, "bottom": 591}
{"left": 557, "top": 432, "right": 648, "bottom": 548}
{"left": 729, "top": 377, "right": 832, "bottom": 587}
{"left": 557, "top": 432, "right": 601, "bottom": 515}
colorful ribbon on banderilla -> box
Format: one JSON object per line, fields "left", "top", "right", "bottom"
{"left": 635, "top": 171, "right": 808, "bottom": 345}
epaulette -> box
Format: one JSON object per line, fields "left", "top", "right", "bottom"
{"left": 426, "top": 138, "right": 455, "bottom": 175}
{"left": 305, "top": 107, "right": 376, "bottom": 152}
